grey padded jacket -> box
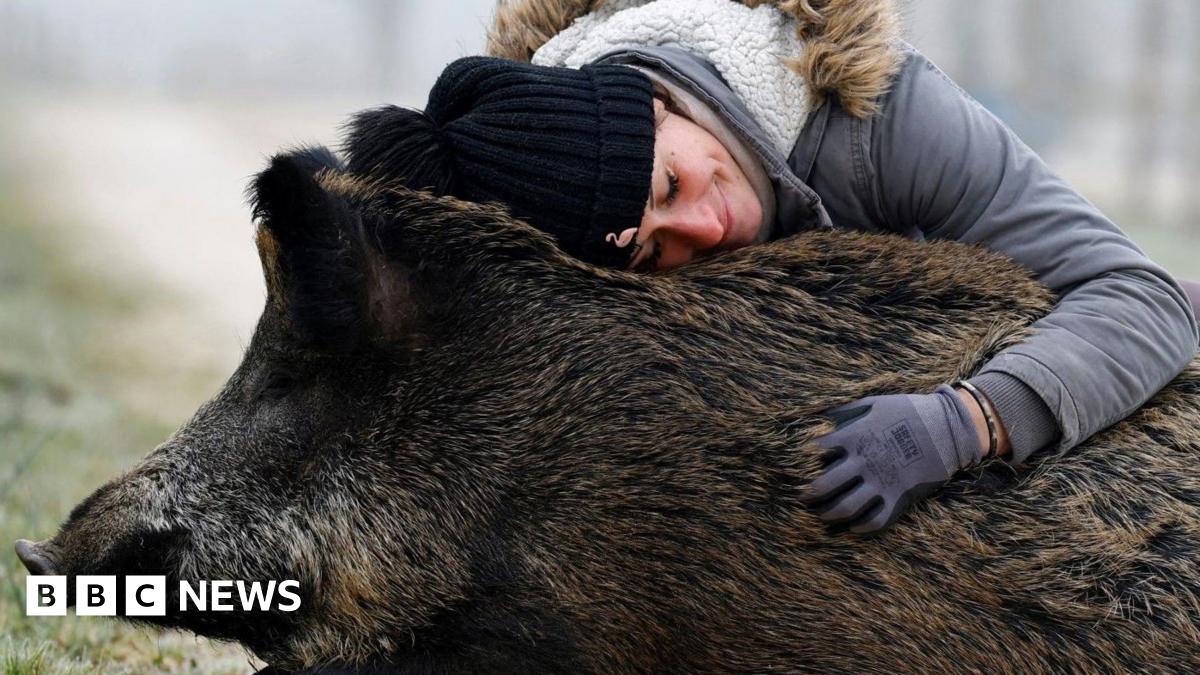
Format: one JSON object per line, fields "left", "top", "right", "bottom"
{"left": 597, "top": 44, "right": 1200, "bottom": 465}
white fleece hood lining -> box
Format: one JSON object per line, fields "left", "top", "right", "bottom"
{"left": 531, "top": 0, "right": 810, "bottom": 155}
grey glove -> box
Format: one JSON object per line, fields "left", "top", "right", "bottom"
{"left": 800, "top": 384, "right": 983, "bottom": 534}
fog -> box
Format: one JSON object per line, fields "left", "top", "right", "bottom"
{"left": 0, "top": 0, "right": 1196, "bottom": 353}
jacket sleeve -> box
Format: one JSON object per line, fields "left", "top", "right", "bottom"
{"left": 866, "top": 46, "right": 1199, "bottom": 463}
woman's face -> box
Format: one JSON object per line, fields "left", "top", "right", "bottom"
{"left": 626, "top": 98, "right": 765, "bottom": 272}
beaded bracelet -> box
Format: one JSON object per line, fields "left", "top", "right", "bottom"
{"left": 954, "top": 380, "right": 999, "bottom": 461}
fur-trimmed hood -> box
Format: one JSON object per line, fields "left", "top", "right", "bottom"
{"left": 487, "top": 0, "right": 904, "bottom": 118}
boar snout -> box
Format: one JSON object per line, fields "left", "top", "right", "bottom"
{"left": 17, "top": 464, "right": 192, "bottom": 582}
{"left": 14, "top": 538, "right": 58, "bottom": 576}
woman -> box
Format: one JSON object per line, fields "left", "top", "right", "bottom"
{"left": 344, "top": 0, "right": 1200, "bottom": 533}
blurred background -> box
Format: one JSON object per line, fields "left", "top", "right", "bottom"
{"left": 0, "top": 1, "right": 1196, "bottom": 673}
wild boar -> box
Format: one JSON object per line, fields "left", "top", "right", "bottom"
{"left": 16, "top": 147, "right": 1200, "bottom": 673}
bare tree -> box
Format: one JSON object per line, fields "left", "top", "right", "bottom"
{"left": 1128, "top": 0, "right": 1169, "bottom": 225}
{"left": 1188, "top": 1, "right": 1200, "bottom": 232}
{"left": 369, "top": 0, "right": 401, "bottom": 98}
{"left": 949, "top": 0, "right": 984, "bottom": 92}
{"left": 1015, "top": 0, "right": 1047, "bottom": 108}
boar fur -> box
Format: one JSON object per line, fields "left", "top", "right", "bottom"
{"left": 18, "top": 147, "right": 1200, "bottom": 674}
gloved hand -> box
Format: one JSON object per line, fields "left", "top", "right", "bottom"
{"left": 800, "top": 384, "right": 984, "bottom": 534}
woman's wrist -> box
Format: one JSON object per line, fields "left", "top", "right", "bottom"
{"left": 953, "top": 385, "right": 1011, "bottom": 459}
{"left": 968, "top": 372, "right": 1059, "bottom": 464}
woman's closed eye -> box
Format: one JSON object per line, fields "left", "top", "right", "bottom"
{"left": 665, "top": 168, "right": 680, "bottom": 205}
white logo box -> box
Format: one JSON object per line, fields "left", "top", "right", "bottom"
{"left": 26, "top": 575, "right": 166, "bottom": 617}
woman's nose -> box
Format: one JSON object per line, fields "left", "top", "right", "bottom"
{"left": 661, "top": 197, "right": 724, "bottom": 251}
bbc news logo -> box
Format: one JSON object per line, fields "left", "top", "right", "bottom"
{"left": 26, "top": 576, "right": 301, "bottom": 616}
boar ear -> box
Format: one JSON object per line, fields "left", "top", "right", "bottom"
{"left": 250, "top": 146, "right": 397, "bottom": 352}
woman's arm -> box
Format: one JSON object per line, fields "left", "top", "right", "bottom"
{"left": 865, "top": 45, "right": 1199, "bottom": 464}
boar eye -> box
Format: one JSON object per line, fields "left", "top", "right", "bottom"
{"left": 258, "top": 370, "right": 300, "bottom": 401}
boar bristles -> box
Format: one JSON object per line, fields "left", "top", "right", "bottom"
{"left": 43, "top": 141, "right": 1200, "bottom": 673}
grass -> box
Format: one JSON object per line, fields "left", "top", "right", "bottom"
{"left": 0, "top": 154, "right": 261, "bottom": 671}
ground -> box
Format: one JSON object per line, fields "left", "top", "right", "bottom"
{"left": 0, "top": 92, "right": 373, "bottom": 675}
{"left": 0, "top": 167, "right": 260, "bottom": 672}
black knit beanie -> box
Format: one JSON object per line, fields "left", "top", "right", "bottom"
{"left": 345, "top": 56, "right": 657, "bottom": 268}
